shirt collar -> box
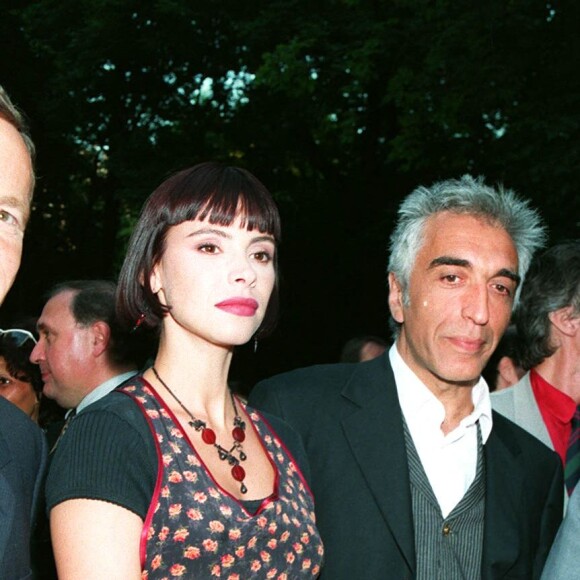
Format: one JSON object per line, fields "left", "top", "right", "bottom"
{"left": 69, "top": 370, "right": 138, "bottom": 417}
{"left": 389, "top": 344, "right": 493, "bottom": 443}
{"left": 530, "top": 369, "right": 577, "bottom": 423}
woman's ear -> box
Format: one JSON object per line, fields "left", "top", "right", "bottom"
{"left": 149, "top": 264, "right": 162, "bottom": 295}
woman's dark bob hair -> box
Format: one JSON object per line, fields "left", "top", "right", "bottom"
{"left": 116, "top": 162, "right": 281, "bottom": 338}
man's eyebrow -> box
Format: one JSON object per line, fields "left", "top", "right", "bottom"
{"left": 428, "top": 256, "right": 521, "bottom": 285}
{"left": 428, "top": 256, "right": 471, "bottom": 269}
{"left": 0, "top": 194, "right": 30, "bottom": 224}
{"left": 497, "top": 268, "right": 521, "bottom": 285}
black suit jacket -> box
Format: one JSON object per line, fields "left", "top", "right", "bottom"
{"left": 250, "top": 354, "right": 563, "bottom": 580}
{"left": 0, "top": 398, "right": 48, "bottom": 579}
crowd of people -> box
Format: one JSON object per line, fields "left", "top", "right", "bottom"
{"left": 0, "top": 82, "right": 579, "bottom": 580}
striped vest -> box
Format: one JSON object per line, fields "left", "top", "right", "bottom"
{"left": 404, "top": 420, "right": 485, "bottom": 580}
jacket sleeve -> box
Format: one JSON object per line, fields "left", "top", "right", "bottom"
{"left": 535, "top": 456, "right": 564, "bottom": 578}
{"left": 540, "top": 484, "right": 580, "bottom": 579}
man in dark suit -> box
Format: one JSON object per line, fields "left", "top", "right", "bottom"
{"left": 250, "top": 176, "right": 563, "bottom": 579}
{"left": 0, "top": 85, "right": 48, "bottom": 578}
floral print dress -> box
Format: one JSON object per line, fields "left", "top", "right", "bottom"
{"left": 119, "top": 378, "right": 324, "bottom": 579}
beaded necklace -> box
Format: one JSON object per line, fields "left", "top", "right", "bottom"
{"left": 152, "top": 367, "right": 248, "bottom": 493}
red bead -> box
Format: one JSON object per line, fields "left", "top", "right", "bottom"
{"left": 201, "top": 428, "right": 216, "bottom": 444}
{"left": 232, "top": 426, "right": 245, "bottom": 442}
{"left": 231, "top": 465, "right": 246, "bottom": 481}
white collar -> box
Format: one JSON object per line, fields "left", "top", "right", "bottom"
{"left": 389, "top": 344, "right": 493, "bottom": 444}
{"left": 67, "top": 370, "right": 138, "bottom": 417}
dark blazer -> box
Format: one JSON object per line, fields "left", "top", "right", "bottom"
{"left": 250, "top": 353, "right": 563, "bottom": 580}
{"left": 0, "top": 397, "right": 48, "bottom": 579}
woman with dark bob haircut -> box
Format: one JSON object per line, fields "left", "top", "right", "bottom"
{"left": 46, "top": 162, "right": 324, "bottom": 579}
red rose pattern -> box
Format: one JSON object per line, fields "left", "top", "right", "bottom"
{"left": 120, "top": 380, "right": 324, "bottom": 578}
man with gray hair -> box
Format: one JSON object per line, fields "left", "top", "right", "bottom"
{"left": 250, "top": 176, "right": 562, "bottom": 579}
{"left": 492, "top": 241, "right": 580, "bottom": 500}
{"left": 0, "top": 85, "right": 47, "bottom": 578}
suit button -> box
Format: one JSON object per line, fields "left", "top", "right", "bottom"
{"left": 442, "top": 524, "right": 451, "bottom": 536}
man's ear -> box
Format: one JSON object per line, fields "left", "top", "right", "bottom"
{"left": 91, "top": 321, "right": 111, "bottom": 358}
{"left": 548, "top": 306, "right": 580, "bottom": 338}
{"left": 388, "top": 272, "right": 405, "bottom": 324}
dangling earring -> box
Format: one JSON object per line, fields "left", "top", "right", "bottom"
{"left": 131, "top": 311, "right": 146, "bottom": 333}
{"left": 254, "top": 336, "right": 258, "bottom": 353}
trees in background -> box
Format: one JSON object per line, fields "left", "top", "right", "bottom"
{"left": 1, "top": 0, "right": 577, "bottom": 377}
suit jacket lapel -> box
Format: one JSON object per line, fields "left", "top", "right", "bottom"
{"left": 482, "top": 415, "right": 522, "bottom": 580}
{"left": 513, "top": 374, "right": 553, "bottom": 450}
{"left": 340, "top": 355, "right": 415, "bottom": 574}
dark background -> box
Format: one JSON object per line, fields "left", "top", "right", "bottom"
{"left": 1, "top": 0, "right": 578, "bottom": 389}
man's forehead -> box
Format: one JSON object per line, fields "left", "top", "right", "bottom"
{"left": 417, "top": 212, "right": 518, "bottom": 268}
{"left": 423, "top": 212, "right": 514, "bottom": 245}
{"left": 39, "top": 290, "right": 77, "bottom": 322}
{"left": 0, "top": 118, "right": 34, "bottom": 217}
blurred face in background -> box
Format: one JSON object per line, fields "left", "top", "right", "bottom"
{"left": 0, "top": 355, "right": 39, "bottom": 421}
{"left": 30, "top": 291, "right": 96, "bottom": 409}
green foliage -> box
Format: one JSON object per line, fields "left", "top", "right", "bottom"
{"left": 1, "top": 0, "right": 577, "bottom": 370}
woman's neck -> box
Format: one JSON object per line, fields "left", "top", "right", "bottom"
{"left": 147, "top": 329, "right": 235, "bottom": 426}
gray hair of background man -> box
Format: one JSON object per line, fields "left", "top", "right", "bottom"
{"left": 47, "top": 279, "right": 148, "bottom": 369}
{"left": 515, "top": 240, "right": 580, "bottom": 371}
{"left": 388, "top": 175, "right": 546, "bottom": 307}
{"left": 0, "top": 85, "right": 35, "bottom": 192}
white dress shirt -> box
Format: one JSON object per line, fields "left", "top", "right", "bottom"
{"left": 390, "top": 345, "right": 493, "bottom": 517}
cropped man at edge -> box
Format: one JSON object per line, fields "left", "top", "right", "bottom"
{"left": 0, "top": 85, "right": 48, "bottom": 579}
{"left": 250, "top": 176, "right": 563, "bottom": 579}
{"left": 492, "top": 241, "right": 580, "bottom": 506}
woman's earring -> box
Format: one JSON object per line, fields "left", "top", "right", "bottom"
{"left": 254, "top": 336, "right": 258, "bottom": 353}
{"left": 131, "top": 311, "right": 146, "bottom": 333}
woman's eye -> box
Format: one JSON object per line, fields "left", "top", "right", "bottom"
{"left": 0, "top": 377, "right": 11, "bottom": 385}
{"left": 0, "top": 210, "right": 18, "bottom": 227}
{"left": 198, "top": 244, "right": 219, "bottom": 254}
{"left": 253, "top": 251, "right": 272, "bottom": 263}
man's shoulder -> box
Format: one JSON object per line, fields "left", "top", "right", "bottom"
{"left": 0, "top": 397, "right": 44, "bottom": 442}
{"left": 259, "top": 363, "right": 359, "bottom": 389}
{"left": 254, "top": 361, "right": 362, "bottom": 398}
{"left": 250, "top": 355, "right": 393, "bottom": 420}
{"left": 0, "top": 398, "right": 47, "bottom": 479}
{"left": 76, "top": 386, "right": 147, "bottom": 427}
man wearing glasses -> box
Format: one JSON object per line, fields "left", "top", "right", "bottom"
{"left": 0, "top": 85, "right": 47, "bottom": 579}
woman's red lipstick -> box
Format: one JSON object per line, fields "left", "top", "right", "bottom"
{"left": 215, "top": 297, "right": 259, "bottom": 317}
